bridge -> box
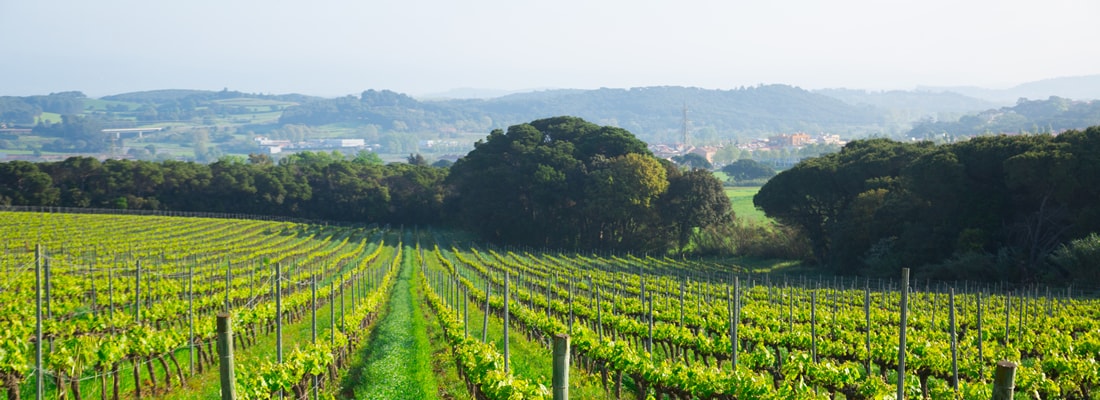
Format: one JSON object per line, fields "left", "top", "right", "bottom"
{"left": 101, "top": 127, "right": 164, "bottom": 139}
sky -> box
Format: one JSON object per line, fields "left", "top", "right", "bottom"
{"left": 2, "top": 0, "right": 1098, "bottom": 98}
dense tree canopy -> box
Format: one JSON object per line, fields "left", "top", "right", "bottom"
{"left": 663, "top": 168, "right": 732, "bottom": 250}
{"left": 1, "top": 152, "right": 447, "bottom": 225}
{"left": 755, "top": 126, "right": 1100, "bottom": 283}
{"left": 907, "top": 97, "right": 1100, "bottom": 139}
{"left": 0, "top": 116, "right": 731, "bottom": 254}
{"left": 672, "top": 153, "right": 712, "bottom": 170}
{"left": 446, "top": 116, "right": 731, "bottom": 251}
{"left": 721, "top": 159, "right": 776, "bottom": 182}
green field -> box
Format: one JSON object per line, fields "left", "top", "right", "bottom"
{"left": 725, "top": 185, "right": 768, "bottom": 223}
{"left": 83, "top": 98, "right": 140, "bottom": 112}
{"left": 35, "top": 112, "right": 62, "bottom": 124}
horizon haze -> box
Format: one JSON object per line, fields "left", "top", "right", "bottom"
{"left": 2, "top": 0, "right": 1099, "bottom": 98}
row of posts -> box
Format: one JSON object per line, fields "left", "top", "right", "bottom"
{"left": 29, "top": 242, "right": 369, "bottom": 400}
{"left": 431, "top": 264, "right": 572, "bottom": 400}
{"left": 30, "top": 244, "right": 1019, "bottom": 400}
{"left": 436, "top": 261, "right": 1020, "bottom": 400}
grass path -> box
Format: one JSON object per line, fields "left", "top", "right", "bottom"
{"left": 341, "top": 245, "right": 439, "bottom": 399}
{"left": 417, "top": 271, "right": 474, "bottom": 399}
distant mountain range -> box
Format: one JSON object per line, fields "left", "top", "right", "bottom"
{"left": 907, "top": 95, "right": 1100, "bottom": 138}
{"left": 918, "top": 75, "right": 1100, "bottom": 104}
{"left": 416, "top": 87, "right": 558, "bottom": 100}
{"left": 814, "top": 88, "right": 1000, "bottom": 120}
{"left": 279, "top": 85, "right": 886, "bottom": 142}
{"left": 3, "top": 76, "right": 1098, "bottom": 149}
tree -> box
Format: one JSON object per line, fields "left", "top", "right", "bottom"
{"left": 722, "top": 159, "right": 775, "bottom": 182}
{"left": 352, "top": 150, "right": 383, "bottom": 166}
{"left": 754, "top": 156, "right": 844, "bottom": 263}
{"left": 382, "top": 163, "right": 448, "bottom": 224}
{"left": 712, "top": 146, "right": 742, "bottom": 165}
{"left": 448, "top": 116, "right": 680, "bottom": 250}
{"left": 583, "top": 153, "right": 668, "bottom": 248}
{"left": 0, "top": 161, "right": 60, "bottom": 205}
{"left": 192, "top": 129, "right": 211, "bottom": 161}
{"left": 447, "top": 122, "right": 582, "bottom": 246}
{"left": 248, "top": 153, "right": 274, "bottom": 166}
{"left": 1002, "top": 140, "right": 1077, "bottom": 272}
{"left": 672, "top": 153, "right": 712, "bottom": 170}
{"left": 407, "top": 153, "right": 428, "bottom": 166}
{"left": 33, "top": 114, "right": 109, "bottom": 152}
{"left": 755, "top": 138, "right": 932, "bottom": 266}
{"left": 662, "top": 168, "right": 732, "bottom": 251}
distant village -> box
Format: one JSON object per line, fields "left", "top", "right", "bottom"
{"left": 255, "top": 137, "right": 373, "bottom": 154}
{"left": 254, "top": 131, "right": 847, "bottom": 167}
{"left": 649, "top": 132, "right": 846, "bottom": 166}
{"left": 1, "top": 127, "right": 845, "bottom": 166}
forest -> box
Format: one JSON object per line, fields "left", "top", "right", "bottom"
{"left": 0, "top": 117, "right": 732, "bottom": 254}
{"left": 906, "top": 96, "right": 1100, "bottom": 139}
{"left": 0, "top": 151, "right": 447, "bottom": 224}
{"left": 755, "top": 125, "right": 1100, "bottom": 284}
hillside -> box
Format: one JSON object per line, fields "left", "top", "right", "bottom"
{"left": 918, "top": 74, "right": 1100, "bottom": 103}
{"left": 907, "top": 96, "right": 1100, "bottom": 138}
{"left": 815, "top": 88, "right": 998, "bottom": 117}
{"left": 102, "top": 88, "right": 320, "bottom": 104}
{"left": 282, "top": 85, "right": 885, "bottom": 143}
{"left": 4, "top": 79, "right": 1098, "bottom": 161}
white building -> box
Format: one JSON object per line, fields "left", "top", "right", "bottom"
{"left": 321, "top": 139, "right": 366, "bottom": 148}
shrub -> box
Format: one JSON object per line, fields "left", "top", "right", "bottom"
{"left": 1048, "top": 233, "right": 1100, "bottom": 283}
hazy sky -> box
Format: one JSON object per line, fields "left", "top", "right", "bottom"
{"left": 2, "top": 0, "right": 1098, "bottom": 98}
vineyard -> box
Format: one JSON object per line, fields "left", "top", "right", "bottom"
{"left": 3, "top": 211, "right": 1099, "bottom": 399}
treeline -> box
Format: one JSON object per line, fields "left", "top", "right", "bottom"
{"left": 101, "top": 88, "right": 316, "bottom": 104}
{"left": 278, "top": 89, "right": 487, "bottom": 132}
{"left": 0, "top": 91, "right": 87, "bottom": 124}
{"left": 908, "top": 96, "right": 1100, "bottom": 139}
{"left": 0, "top": 151, "right": 446, "bottom": 224}
{"left": 31, "top": 115, "right": 114, "bottom": 152}
{"left": 111, "top": 89, "right": 314, "bottom": 123}
{"left": 0, "top": 117, "right": 735, "bottom": 253}
{"left": 755, "top": 125, "right": 1100, "bottom": 283}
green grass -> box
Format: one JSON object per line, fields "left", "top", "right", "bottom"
{"left": 84, "top": 98, "right": 140, "bottom": 112}
{"left": 342, "top": 245, "right": 440, "bottom": 399}
{"left": 725, "top": 186, "right": 769, "bottom": 223}
{"left": 418, "top": 278, "right": 474, "bottom": 400}
{"left": 223, "top": 111, "right": 283, "bottom": 124}
{"left": 35, "top": 112, "right": 62, "bottom": 124}
{"left": 212, "top": 98, "right": 297, "bottom": 107}
{"left": 698, "top": 255, "right": 804, "bottom": 274}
